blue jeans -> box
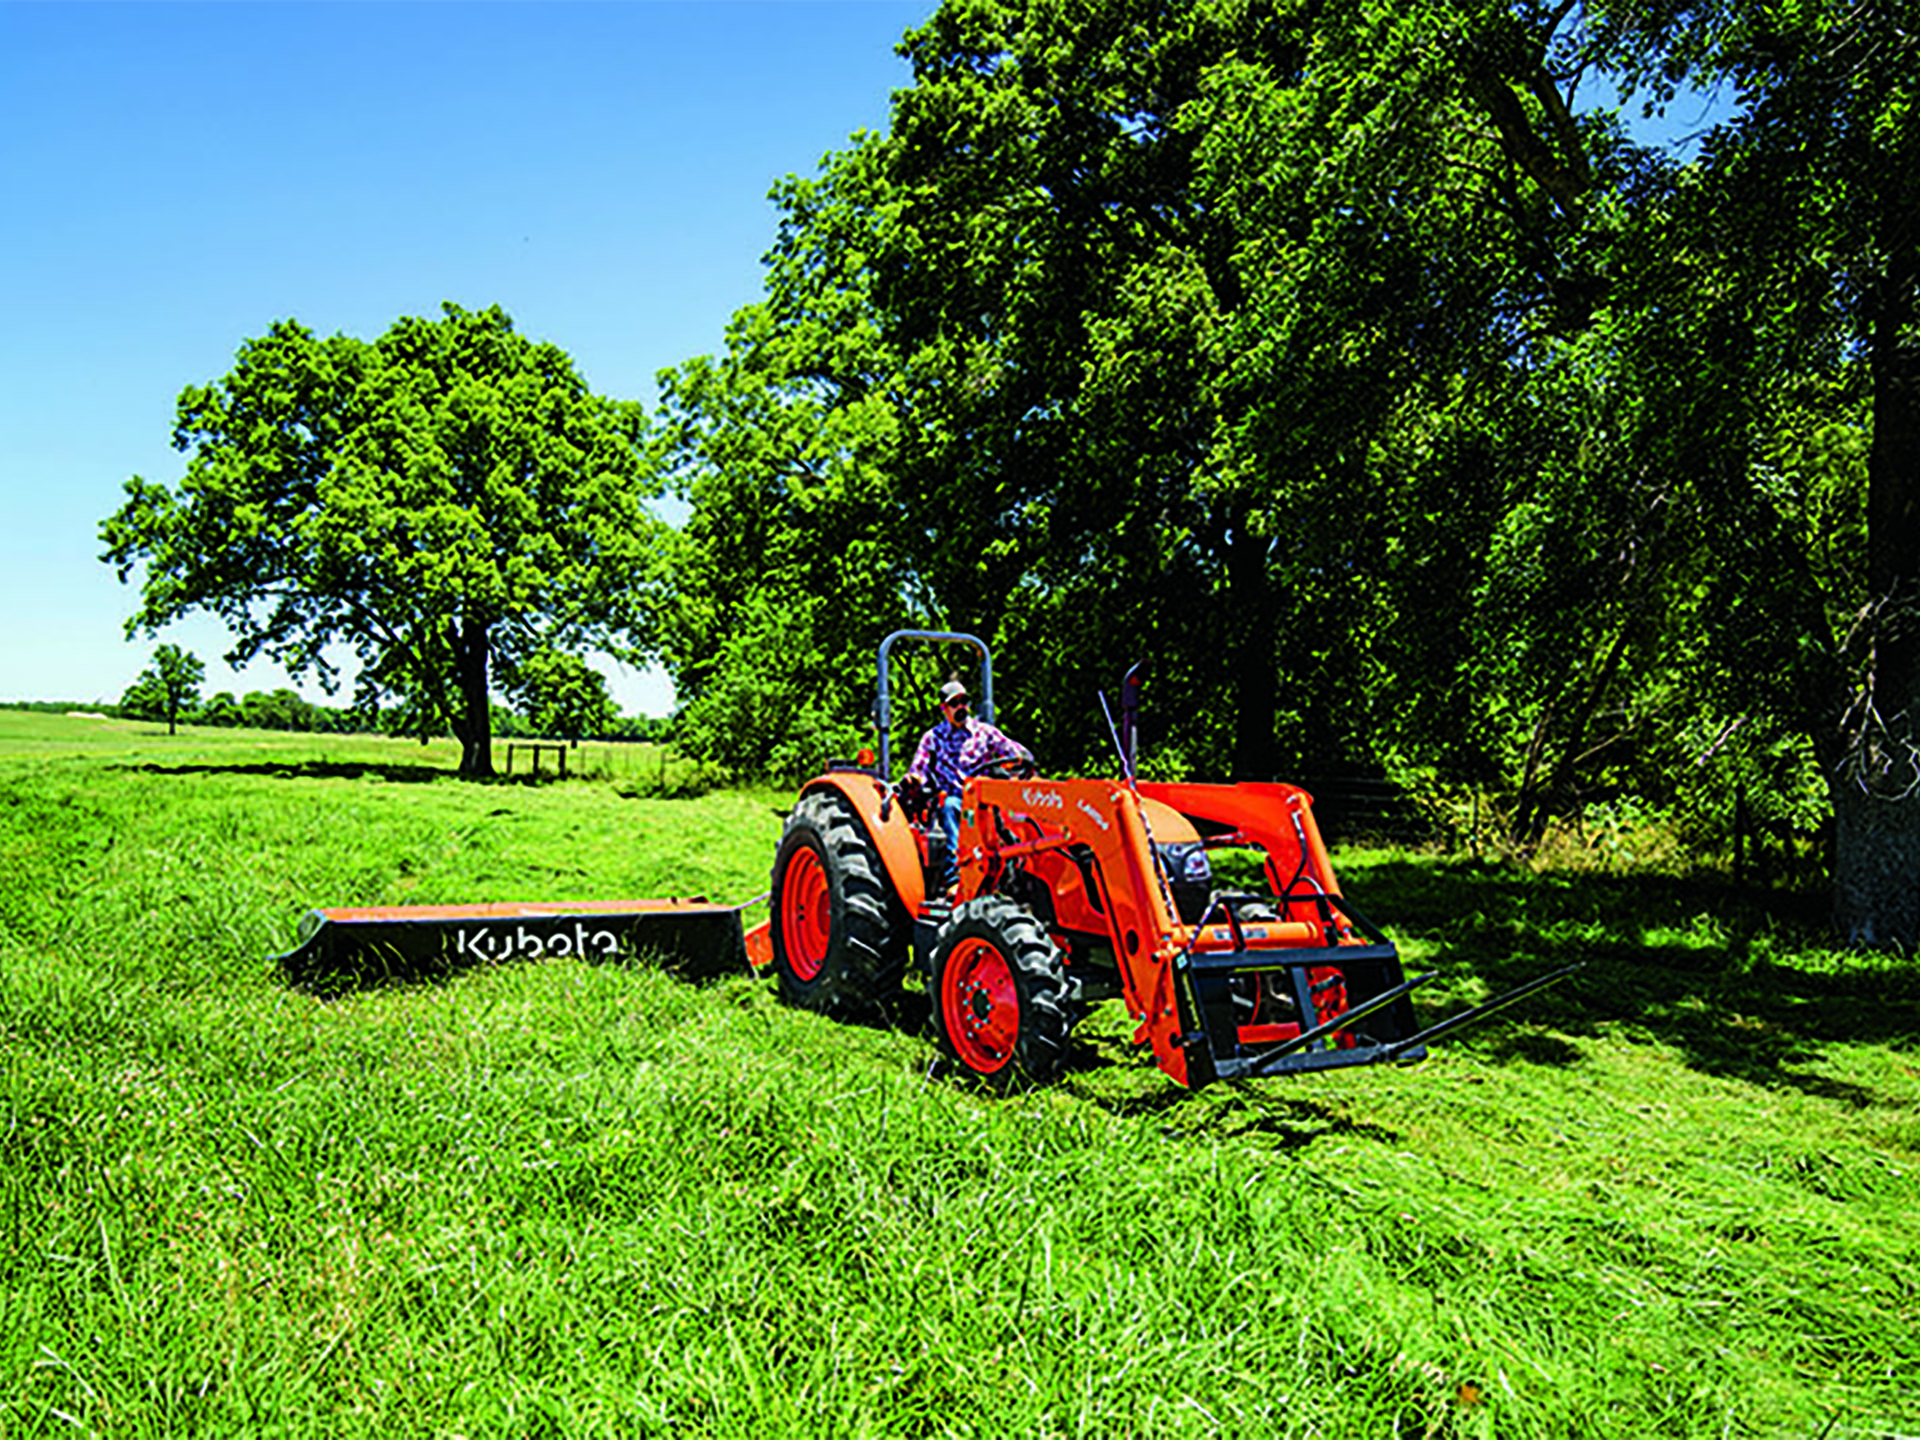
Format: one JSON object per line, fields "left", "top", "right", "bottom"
{"left": 937, "top": 794, "right": 962, "bottom": 893}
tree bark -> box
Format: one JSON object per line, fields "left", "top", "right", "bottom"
{"left": 1830, "top": 771, "right": 1920, "bottom": 944}
{"left": 1831, "top": 241, "right": 1920, "bottom": 943}
{"left": 453, "top": 615, "right": 494, "bottom": 779}
{"left": 1509, "top": 699, "right": 1556, "bottom": 850}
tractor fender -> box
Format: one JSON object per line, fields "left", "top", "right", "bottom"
{"left": 800, "top": 771, "right": 926, "bottom": 915}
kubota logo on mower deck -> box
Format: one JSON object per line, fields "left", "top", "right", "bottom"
{"left": 1076, "top": 799, "right": 1112, "bottom": 832}
{"left": 452, "top": 922, "right": 622, "bottom": 962}
{"left": 1022, "top": 787, "right": 1064, "bottom": 809}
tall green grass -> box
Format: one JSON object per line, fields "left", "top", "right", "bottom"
{"left": 1, "top": 714, "right": 1915, "bottom": 1436}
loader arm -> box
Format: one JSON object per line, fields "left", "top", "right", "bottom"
{"left": 963, "top": 777, "right": 1215, "bottom": 1087}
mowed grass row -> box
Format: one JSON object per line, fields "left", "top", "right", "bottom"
{"left": 1, "top": 713, "right": 1916, "bottom": 1437}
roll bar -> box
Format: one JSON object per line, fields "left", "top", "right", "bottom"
{"left": 875, "top": 630, "right": 994, "bottom": 779}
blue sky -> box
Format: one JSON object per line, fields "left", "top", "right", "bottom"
{"left": 1, "top": 2, "right": 1724, "bottom": 718}
{"left": 0, "top": 0, "right": 936, "bottom": 714}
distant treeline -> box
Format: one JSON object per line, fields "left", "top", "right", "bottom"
{"left": 0, "top": 696, "right": 670, "bottom": 744}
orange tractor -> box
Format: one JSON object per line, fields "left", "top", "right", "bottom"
{"left": 763, "top": 631, "right": 1573, "bottom": 1090}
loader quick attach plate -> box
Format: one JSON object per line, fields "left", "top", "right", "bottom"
{"left": 274, "top": 898, "right": 756, "bottom": 996}
{"left": 1181, "top": 938, "right": 1428, "bottom": 1080}
{"left": 1168, "top": 888, "right": 1428, "bottom": 1082}
{"left": 1168, "top": 888, "right": 1584, "bottom": 1083}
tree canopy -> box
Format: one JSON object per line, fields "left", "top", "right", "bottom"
{"left": 98, "top": 2, "right": 1919, "bottom": 941}
{"left": 102, "top": 304, "right": 660, "bottom": 776}
{"left": 652, "top": 0, "right": 1914, "bottom": 941}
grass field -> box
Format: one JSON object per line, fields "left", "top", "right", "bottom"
{"left": 2, "top": 712, "right": 1916, "bottom": 1437}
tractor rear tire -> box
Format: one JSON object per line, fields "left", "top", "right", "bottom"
{"left": 770, "top": 788, "right": 906, "bottom": 1015}
{"left": 930, "top": 895, "right": 1071, "bottom": 1091}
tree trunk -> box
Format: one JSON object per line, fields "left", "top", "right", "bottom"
{"left": 1226, "top": 509, "right": 1278, "bottom": 781}
{"left": 1831, "top": 242, "right": 1920, "bottom": 944}
{"left": 453, "top": 616, "right": 494, "bottom": 779}
{"left": 1830, "top": 774, "right": 1920, "bottom": 944}
{"left": 1512, "top": 620, "right": 1633, "bottom": 850}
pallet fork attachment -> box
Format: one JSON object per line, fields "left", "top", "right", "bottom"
{"left": 1382, "top": 960, "right": 1587, "bottom": 1061}
{"left": 1168, "top": 885, "right": 1584, "bottom": 1082}
{"left": 1225, "top": 960, "right": 1584, "bottom": 1077}
{"left": 1240, "top": 968, "right": 1440, "bottom": 1077}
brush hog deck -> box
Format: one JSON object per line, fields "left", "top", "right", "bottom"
{"left": 275, "top": 897, "right": 769, "bottom": 995}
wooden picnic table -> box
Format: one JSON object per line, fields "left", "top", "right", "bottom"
{"left": 505, "top": 741, "right": 568, "bottom": 778}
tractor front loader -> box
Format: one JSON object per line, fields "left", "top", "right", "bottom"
{"left": 760, "top": 631, "right": 1577, "bottom": 1091}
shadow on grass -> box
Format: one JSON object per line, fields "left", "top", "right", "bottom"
{"left": 860, "top": 988, "right": 933, "bottom": 1038}
{"left": 120, "top": 759, "right": 453, "bottom": 784}
{"left": 1076, "top": 1077, "right": 1406, "bottom": 1147}
{"left": 1354, "top": 858, "right": 1920, "bottom": 1102}
{"left": 123, "top": 757, "right": 725, "bottom": 798}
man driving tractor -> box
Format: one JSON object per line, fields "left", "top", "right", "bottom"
{"left": 904, "top": 675, "right": 1031, "bottom": 894}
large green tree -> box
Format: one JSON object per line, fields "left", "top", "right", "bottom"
{"left": 1583, "top": 0, "right": 1920, "bottom": 940}
{"left": 662, "top": 0, "right": 1638, "bottom": 780}
{"left": 808, "top": 0, "right": 1631, "bottom": 778}
{"left": 871, "top": 0, "right": 1328, "bottom": 777}
{"left": 101, "top": 304, "right": 660, "bottom": 777}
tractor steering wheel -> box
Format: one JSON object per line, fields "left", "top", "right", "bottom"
{"left": 977, "top": 753, "right": 1038, "bottom": 781}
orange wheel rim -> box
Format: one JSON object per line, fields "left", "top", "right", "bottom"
{"left": 780, "top": 847, "right": 831, "bottom": 982}
{"left": 942, "top": 936, "right": 1016, "bottom": 1073}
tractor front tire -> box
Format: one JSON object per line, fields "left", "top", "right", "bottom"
{"left": 770, "top": 788, "right": 905, "bottom": 1015}
{"left": 931, "top": 895, "right": 1071, "bottom": 1091}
